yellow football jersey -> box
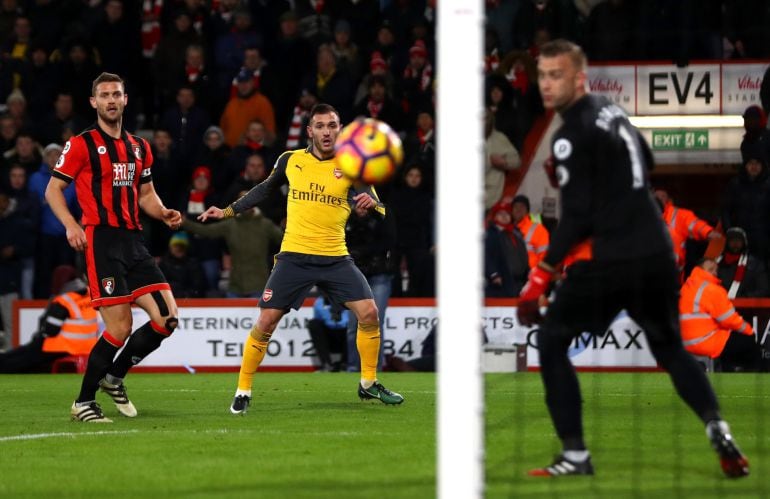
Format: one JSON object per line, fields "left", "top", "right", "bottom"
{"left": 231, "top": 147, "right": 384, "bottom": 256}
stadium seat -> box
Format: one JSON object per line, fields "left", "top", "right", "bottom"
{"left": 51, "top": 355, "right": 89, "bottom": 374}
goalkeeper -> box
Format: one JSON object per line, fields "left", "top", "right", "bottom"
{"left": 517, "top": 40, "right": 749, "bottom": 478}
{"left": 199, "top": 103, "right": 404, "bottom": 414}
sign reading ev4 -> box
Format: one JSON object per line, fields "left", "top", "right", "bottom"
{"left": 637, "top": 65, "right": 720, "bottom": 115}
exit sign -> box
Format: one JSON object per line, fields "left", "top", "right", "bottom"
{"left": 651, "top": 130, "right": 709, "bottom": 150}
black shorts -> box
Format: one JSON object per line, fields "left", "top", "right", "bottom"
{"left": 259, "top": 252, "right": 373, "bottom": 310}
{"left": 85, "top": 226, "right": 169, "bottom": 308}
{"left": 543, "top": 252, "right": 681, "bottom": 346}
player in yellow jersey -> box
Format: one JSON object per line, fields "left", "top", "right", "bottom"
{"left": 199, "top": 103, "right": 404, "bottom": 413}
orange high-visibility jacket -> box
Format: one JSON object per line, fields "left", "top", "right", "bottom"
{"left": 42, "top": 291, "right": 99, "bottom": 355}
{"left": 662, "top": 201, "right": 713, "bottom": 274}
{"left": 679, "top": 266, "right": 753, "bottom": 359}
{"left": 516, "top": 215, "right": 550, "bottom": 269}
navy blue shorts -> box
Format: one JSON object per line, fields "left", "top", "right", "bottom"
{"left": 259, "top": 252, "right": 373, "bottom": 310}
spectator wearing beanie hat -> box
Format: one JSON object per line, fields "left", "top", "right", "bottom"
{"left": 181, "top": 167, "right": 223, "bottom": 295}
{"left": 354, "top": 51, "right": 399, "bottom": 106}
{"left": 717, "top": 227, "right": 770, "bottom": 298}
{"left": 484, "top": 200, "right": 529, "bottom": 297}
{"left": 722, "top": 145, "right": 770, "bottom": 263}
{"left": 159, "top": 231, "right": 207, "bottom": 298}
{"left": 401, "top": 40, "right": 433, "bottom": 125}
{"left": 331, "top": 19, "right": 363, "bottom": 83}
{"left": 740, "top": 105, "right": 770, "bottom": 164}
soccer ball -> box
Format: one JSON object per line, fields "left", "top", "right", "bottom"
{"left": 335, "top": 117, "right": 404, "bottom": 184}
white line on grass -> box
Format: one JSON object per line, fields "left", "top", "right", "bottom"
{"left": 0, "top": 430, "right": 139, "bottom": 442}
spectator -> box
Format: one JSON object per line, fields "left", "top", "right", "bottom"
{"left": 403, "top": 109, "right": 436, "bottom": 192}
{"left": 159, "top": 85, "right": 211, "bottom": 166}
{"left": 153, "top": 10, "right": 202, "bottom": 113}
{"left": 0, "top": 0, "right": 21, "bottom": 44}
{"left": 512, "top": 194, "right": 550, "bottom": 270}
{"left": 484, "top": 109, "right": 520, "bottom": 210}
{"left": 35, "top": 91, "right": 87, "bottom": 147}
{"left": 266, "top": 10, "right": 313, "bottom": 126}
{"left": 485, "top": 75, "right": 518, "bottom": 148}
{"left": 223, "top": 152, "right": 285, "bottom": 225}
{"left": 90, "top": 0, "right": 141, "bottom": 83}
{"left": 485, "top": 200, "right": 529, "bottom": 297}
{"left": 56, "top": 40, "right": 101, "bottom": 120}
{"left": 0, "top": 267, "right": 98, "bottom": 372}
{"left": 0, "top": 113, "right": 17, "bottom": 155}
{"left": 353, "top": 50, "right": 399, "bottom": 108}
{"left": 6, "top": 163, "right": 38, "bottom": 299}
{"left": 5, "top": 88, "right": 31, "bottom": 133}
{"left": 214, "top": 8, "right": 263, "bottom": 90}
{"left": 228, "top": 46, "right": 278, "bottom": 121}
{"left": 330, "top": 19, "right": 363, "bottom": 84}
{"left": 654, "top": 188, "right": 719, "bottom": 280}
{"left": 307, "top": 294, "right": 349, "bottom": 372}
{"left": 739, "top": 105, "right": 770, "bottom": 164}
{"left": 20, "top": 43, "right": 60, "bottom": 121}
{"left": 158, "top": 232, "right": 207, "bottom": 298}
{"left": 352, "top": 74, "right": 405, "bottom": 133}
{"left": 2, "top": 14, "right": 31, "bottom": 64}
{"left": 3, "top": 130, "right": 41, "bottom": 181}
{"left": 302, "top": 44, "right": 354, "bottom": 122}
{"left": 717, "top": 227, "right": 770, "bottom": 298}
{"left": 294, "top": 0, "right": 335, "bottom": 47}
{"left": 28, "top": 143, "right": 78, "bottom": 299}
{"left": 284, "top": 88, "right": 317, "bottom": 150}
{"left": 721, "top": 148, "right": 770, "bottom": 263}
{"left": 148, "top": 128, "right": 186, "bottom": 216}
{"left": 389, "top": 164, "right": 435, "bottom": 297}
{"left": 182, "top": 199, "right": 283, "bottom": 298}
{"left": 680, "top": 258, "right": 762, "bottom": 372}
{"left": 512, "top": 0, "right": 562, "bottom": 52}
{"left": 228, "top": 119, "right": 277, "bottom": 174}
{"left": 0, "top": 191, "right": 35, "bottom": 350}
{"left": 401, "top": 40, "right": 433, "bottom": 126}
{"left": 197, "top": 125, "right": 232, "bottom": 194}
{"left": 496, "top": 50, "right": 542, "bottom": 150}
{"left": 219, "top": 67, "right": 276, "bottom": 148}
{"left": 344, "top": 203, "right": 397, "bottom": 372}
{"left": 172, "top": 44, "right": 217, "bottom": 121}
{"left": 181, "top": 166, "right": 223, "bottom": 294}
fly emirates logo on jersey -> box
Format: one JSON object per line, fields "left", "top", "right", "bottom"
{"left": 112, "top": 162, "right": 136, "bottom": 187}
{"left": 289, "top": 182, "right": 345, "bottom": 206}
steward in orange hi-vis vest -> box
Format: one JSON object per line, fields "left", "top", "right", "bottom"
{"left": 42, "top": 289, "right": 99, "bottom": 355}
{"left": 679, "top": 264, "right": 753, "bottom": 359}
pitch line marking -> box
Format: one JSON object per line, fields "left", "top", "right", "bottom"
{"left": 0, "top": 430, "right": 139, "bottom": 442}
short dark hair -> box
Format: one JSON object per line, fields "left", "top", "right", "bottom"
{"left": 91, "top": 72, "right": 124, "bottom": 96}
{"left": 309, "top": 103, "right": 340, "bottom": 123}
{"left": 539, "top": 39, "right": 587, "bottom": 71}
{"left": 512, "top": 194, "right": 530, "bottom": 212}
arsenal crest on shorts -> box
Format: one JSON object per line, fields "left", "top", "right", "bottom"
{"left": 102, "top": 277, "right": 115, "bottom": 295}
{"left": 262, "top": 288, "right": 273, "bottom": 302}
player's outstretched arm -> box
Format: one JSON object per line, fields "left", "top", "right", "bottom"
{"left": 45, "top": 177, "right": 87, "bottom": 251}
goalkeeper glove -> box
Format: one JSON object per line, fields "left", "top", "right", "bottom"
{"left": 517, "top": 265, "right": 553, "bottom": 326}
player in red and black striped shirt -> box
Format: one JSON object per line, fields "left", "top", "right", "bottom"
{"left": 46, "top": 72, "right": 183, "bottom": 423}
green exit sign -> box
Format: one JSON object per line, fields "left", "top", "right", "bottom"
{"left": 652, "top": 129, "right": 709, "bottom": 150}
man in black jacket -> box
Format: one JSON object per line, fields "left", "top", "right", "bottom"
{"left": 517, "top": 39, "right": 749, "bottom": 478}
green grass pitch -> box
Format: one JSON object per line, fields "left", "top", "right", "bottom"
{"left": 0, "top": 372, "right": 767, "bottom": 498}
